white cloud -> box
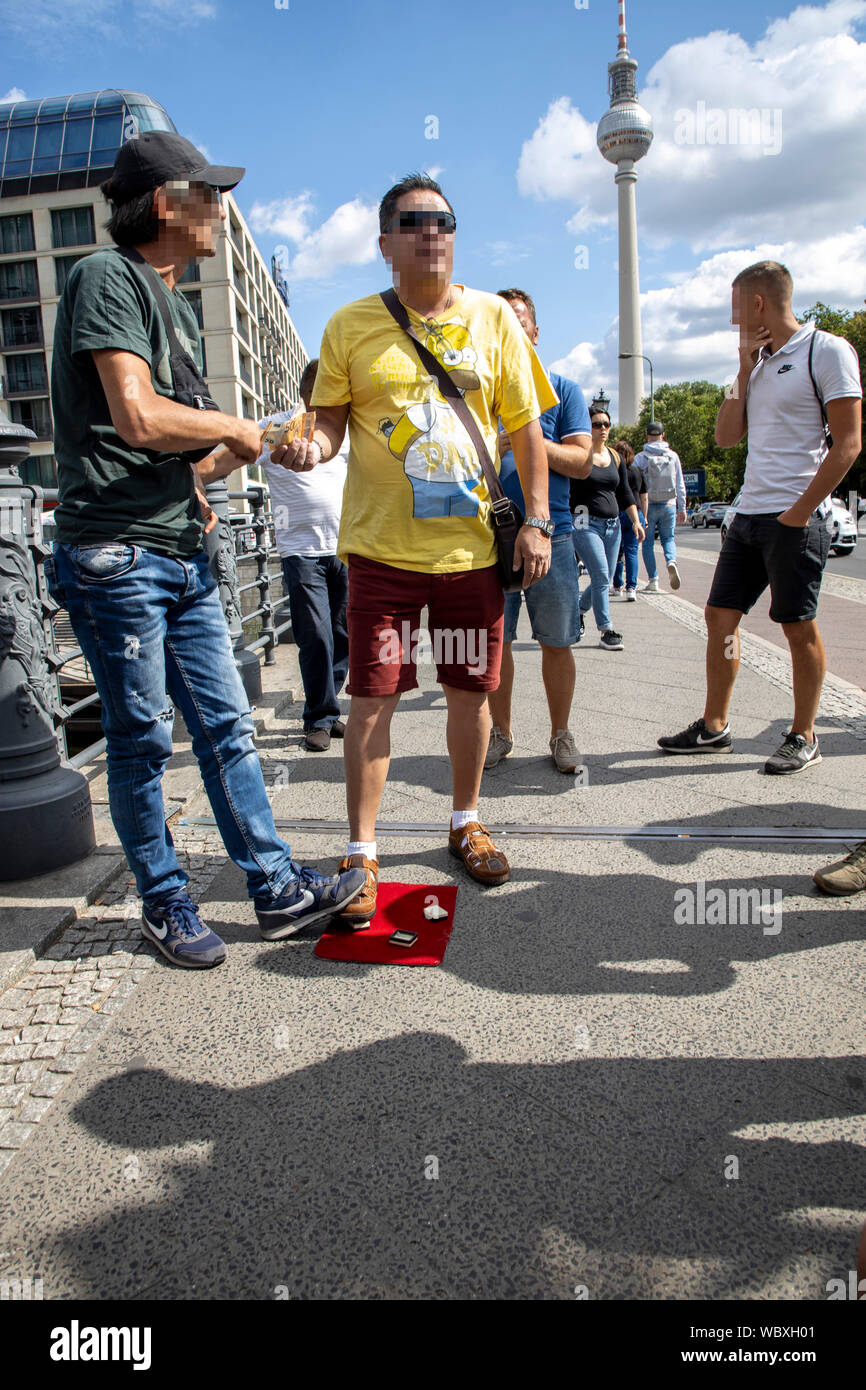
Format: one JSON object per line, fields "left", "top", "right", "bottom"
{"left": 0, "top": 88, "right": 27, "bottom": 104}
{"left": 518, "top": 0, "right": 866, "bottom": 252}
{"left": 289, "top": 198, "right": 379, "bottom": 281}
{"left": 248, "top": 194, "right": 379, "bottom": 282}
{"left": 0, "top": 0, "right": 214, "bottom": 47}
{"left": 248, "top": 192, "right": 316, "bottom": 244}
{"left": 549, "top": 226, "right": 866, "bottom": 419}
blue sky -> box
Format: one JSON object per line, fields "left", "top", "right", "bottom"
{"left": 3, "top": 0, "right": 865, "bottom": 416}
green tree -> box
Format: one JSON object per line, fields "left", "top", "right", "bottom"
{"left": 797, "top": 302, "right": 865, "bottom": 494}
{"left": 612, "top": 381, "right": 747, "bottom": 501}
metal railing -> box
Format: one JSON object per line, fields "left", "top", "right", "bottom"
{"left": 28, "top": 483, "right": 291, "bottom": 771}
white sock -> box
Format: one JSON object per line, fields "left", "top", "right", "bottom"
{"left": 347, "top": 840, "right": 376, "bottom": 860}
{"left": 450, "top": 809, "right": 478, "bottom": 831}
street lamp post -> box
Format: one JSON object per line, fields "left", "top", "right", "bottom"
{"left": 589, "top": 388, "right": 611, "bottom": 418}
{"left": 618, "top": 353, "right": 654, "bottom": 422}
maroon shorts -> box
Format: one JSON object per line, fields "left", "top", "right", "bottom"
{"left": 346, "top": 554, "right": 504, "bottom": 697}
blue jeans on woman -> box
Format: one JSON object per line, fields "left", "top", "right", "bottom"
{"left": 280, "top": 554, "right": 348, "bottom": 731}
{"left": 614, "top": 509, "right": 645, "bottom": 589}
{"left": 47, "top": 542, "right": 299, "bottom": 907}
{"left": 573, "top": 515, "right": 622, "bottom": 632}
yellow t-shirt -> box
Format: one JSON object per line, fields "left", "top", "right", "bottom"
{"left": 311, "top": 286, "right": 558, "bottom": 573}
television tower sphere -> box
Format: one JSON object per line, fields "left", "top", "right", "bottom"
{"left": 597, "top": 0, "right": 653, "bottom": 165}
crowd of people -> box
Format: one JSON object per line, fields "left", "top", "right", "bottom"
{"left": 45, "top": 130, "right": 864, "bottom": 969}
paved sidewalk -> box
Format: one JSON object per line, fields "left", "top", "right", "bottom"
{"left": 0, "top": 591, "right": 864, "bottom": 1300}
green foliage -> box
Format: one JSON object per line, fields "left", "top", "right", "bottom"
{"left": 610, "top": 381, "right": 747, "bottom": 501}
{"left": 797, "top": 302, "right": 865, "bottom": 492}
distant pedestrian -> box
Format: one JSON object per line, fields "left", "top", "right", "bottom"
{"left": 610, "top": 438, "right": 647, "bottom": 601}
{"left": 658, "top": 260, "right": 861, "bottom": 773}
{"left": 259, "top": 359, "right": 349, "bottom": 753}
{"left": 635, "top": 422, "right": 686, "bottom": 591}
{"left": 571, "top": 410, "right": 644, "bottom": 650}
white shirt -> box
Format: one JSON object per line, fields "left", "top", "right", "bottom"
{"left": 737, "top": 322, "right": 861, "bottom": 515}
{"left": 258, "top": 409, "right": 349, "bottom": 557}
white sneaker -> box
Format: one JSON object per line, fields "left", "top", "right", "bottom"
{"left": 484, "top": 725, "right": 513, "bottom": 770}
{"left": 667, "top": 561, "right": 681, "bottom": 590}
{"left": 643, "top": 577, "right": 659, "bottom": 593}
{"left": 625, "top": 587, "right": 637, "bottom": 601}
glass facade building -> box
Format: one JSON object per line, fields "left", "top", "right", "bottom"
{"left": 0, "top": 91, "right": 176, "bottom": 198}
{"left": 0, "top": 89, "right": 307, "bottom": 491}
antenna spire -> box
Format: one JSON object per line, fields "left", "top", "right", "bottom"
{"left": 617, "top": 0, "right": 629, "bottom": 53}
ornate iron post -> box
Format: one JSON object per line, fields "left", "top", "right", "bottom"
{"left": 0, "top": 412, "right": 95, "bottom": 880}
{"left": 203, "top": 477, "right": 261, "bottom": 700}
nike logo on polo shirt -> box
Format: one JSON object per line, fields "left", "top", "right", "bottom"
{"left": 777, "top": 364, "right": 794, "bottom": 373}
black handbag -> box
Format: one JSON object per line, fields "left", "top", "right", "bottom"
{"left": 379, "top": 288, "right": 525, "bottom": 592}
{"left": 116, "top": 247, "right": 221, "bottom": 464}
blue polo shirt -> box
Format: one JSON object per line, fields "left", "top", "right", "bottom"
{"left": 498, "top": 370, "right": 591, "bottom": 535}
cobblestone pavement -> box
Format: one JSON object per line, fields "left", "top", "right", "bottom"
{"left": 0, "top": 833, "right": 226, "bottom": 1178}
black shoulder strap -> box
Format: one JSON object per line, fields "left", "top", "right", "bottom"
{"left": 379, "top": 287, "right": 507, "bottom": 508}
{"left": 115, "top": 246, "right": 188, "bottom": 361}
{"left": 807, "top": 329, "right": 832, "bottom": 445}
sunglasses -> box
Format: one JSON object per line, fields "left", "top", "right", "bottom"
{"left": 388, "top": 210, "right": 457, "bottom": 234}
{"left": 591, "top": 420, "right": 611, "bottom": 429}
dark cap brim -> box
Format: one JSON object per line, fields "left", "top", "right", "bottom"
{"left": 195, "top": 163, "right": 245, "bottom": 192}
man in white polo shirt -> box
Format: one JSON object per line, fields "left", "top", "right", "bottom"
{"left": 260, "top": 358, "right": 349, "bottom": 751}
{"left": 658, "top": 260, "right": 861, "bottom": 773}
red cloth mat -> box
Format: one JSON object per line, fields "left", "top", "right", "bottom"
{"left": 315, "top": 883, "right": 457, "bottom": 966}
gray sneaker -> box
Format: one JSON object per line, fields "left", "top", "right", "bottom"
{"left": 549, "top": 729, "right": 581, "bottom": 774}
{"left": 484, "top": 725, "right": 513, "bottom": 770}
{"left": 667, "top": 560, "right": 681, "bottom": 590}
{"left": 643, "top": 577, "right": 659, "bottom": 593}
{"left": 813, "top": 840, "right": 866, "bottom": 896}
{"left": 764, "top": 732, "right": 821, "bottom": 775}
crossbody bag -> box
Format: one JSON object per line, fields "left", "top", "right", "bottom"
{"left": 379, "top": 287, "right": 525, "bottom": 592}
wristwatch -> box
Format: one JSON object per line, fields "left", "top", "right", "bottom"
{"left": 523, "top": 516, "right": 555, "bottom": 538}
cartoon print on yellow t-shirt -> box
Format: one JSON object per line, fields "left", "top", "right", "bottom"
{"left": 373, "top": 319, "right": 485, "bottom": 519}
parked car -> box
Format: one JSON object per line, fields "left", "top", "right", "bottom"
{"left": 721, "top": 491, "right": 858, "bottom": 556}
{"left": 690, "top": 502, "right": 728, "bottom": 528}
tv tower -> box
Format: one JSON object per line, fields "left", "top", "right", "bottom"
{"left": 597, "top": 0, "right": 653, "bottom": 424}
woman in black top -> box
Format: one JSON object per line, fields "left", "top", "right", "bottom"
{"left": 571, "top": 411, "right": 645, "bottom": 649}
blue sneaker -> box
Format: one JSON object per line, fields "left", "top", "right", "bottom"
{"left": 141, "top": 893, "right": 227, "bottom": 969}
{"left": 255, "top": 862, "right": 367, "bottom": 940}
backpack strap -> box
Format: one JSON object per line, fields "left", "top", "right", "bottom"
{"left": 807, "top": 329, "right": 832, "bottom": 446}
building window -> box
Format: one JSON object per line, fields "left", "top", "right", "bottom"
{"left": 50, "top": 206, "right": 95, "bottom": 249}
{"left": 54, "top": 254, "right": 85, "bottom": 295}
{"left": 182, "top": 289, "right": 203, "bottom": 329}
{"left": 4, "top": 352, "right": 48, "bottom": 393}
{"left": 1, "top": 306, "right": 43, "bottom": 348}
{"left": 0, "top": 260, "right": 38, "bottom": 302}
{"left": 199, "top": 338, "right": 207, "bottom": 378}
{"left": 18, "top": 453, "right": 57, "bottom": 489}
{"left": 177, "top": 262, "right": 200, "bottom": 284}
{"left": 0, "top": 213, "right": 35, "bottom": 254}
{"left": 8, "top": 396, "right": 52, "bottom": 439}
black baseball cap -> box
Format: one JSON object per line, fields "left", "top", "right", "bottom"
{"left": 105, "top": 131, "right": 244, "bottom": 202}
{"left": 646, "top": 422, "right": 664, "bottom": 435}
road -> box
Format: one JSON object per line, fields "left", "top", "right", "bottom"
{"left": 680, "top": 520, "right": 866, "bottom": 581}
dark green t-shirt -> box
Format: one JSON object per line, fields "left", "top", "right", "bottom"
{"left": 52, "top": 248, "right": 206, "bottom": 556}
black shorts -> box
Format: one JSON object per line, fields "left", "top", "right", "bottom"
{"left": 707, "top": 511, "right": 830, "bottom": 623}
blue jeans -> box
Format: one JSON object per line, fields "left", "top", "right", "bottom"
{"left": 47, "top": 543, "right": 297, "bottom": 906}
{"left": 280, "top": 554, "right": 348, "bottom": 730}
{"left": 503, "top": 533, "right": 580, "bottom": 646}
{"left": 572, "top": 516, "right": 622, "bottom": 632}
{"left": 642, "top": 500, "right": 677, "bottom": 579}
{"left": 614, "top": 509, "right": 644, "bottom": 589}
